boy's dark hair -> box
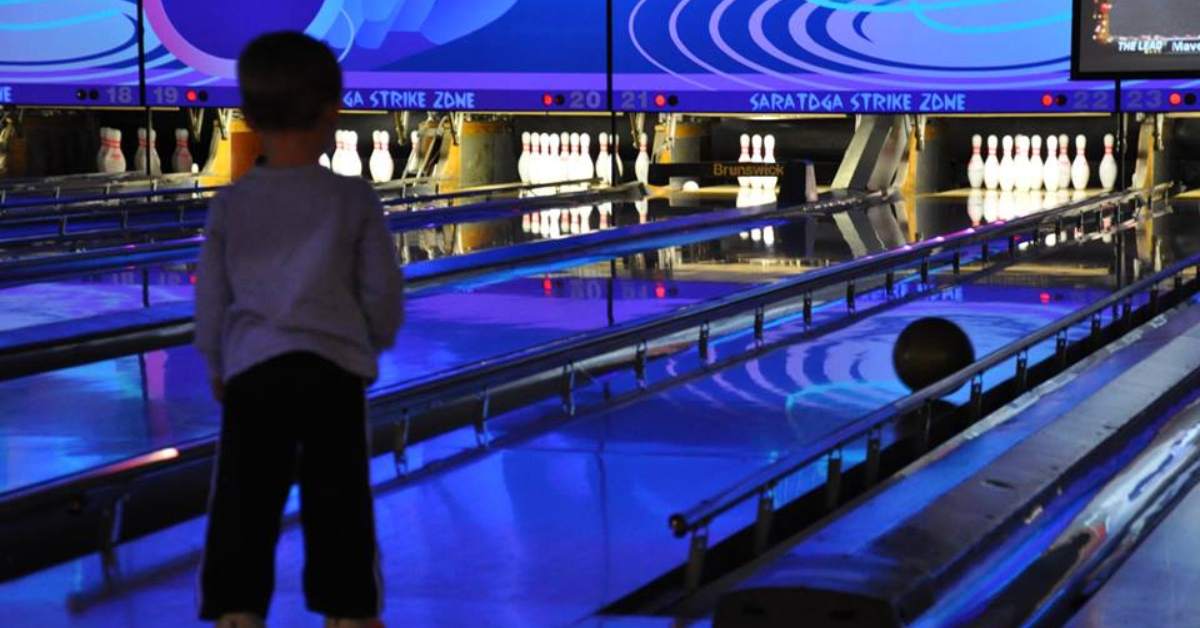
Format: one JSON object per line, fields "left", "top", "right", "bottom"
{"left": 237, "top": 32, "right": 342, "bottom": 131}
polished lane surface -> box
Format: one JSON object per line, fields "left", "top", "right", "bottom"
{"left": 0, "top": 198, "right": 706, "bottom": 332}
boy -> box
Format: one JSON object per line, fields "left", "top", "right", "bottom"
{"left": 194, "top": 32, "right": 403, "bottom": 628}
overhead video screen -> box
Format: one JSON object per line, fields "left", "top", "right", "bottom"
{"left": 615, "top": 0, "right": 1115, "bottom": 114}
{"left": 142, "top": 0, "right": 607, "bottom": 111}
{"left": 1074, "top": 0, "right": 1200, "bottom": 78}
{"left": 0, "top": 0, "right": 142, "bottom": 106}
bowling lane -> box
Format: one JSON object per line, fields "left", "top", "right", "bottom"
{"left": 0, "top": 210, "right": 848, "bottom": 495}
{"left": 0, "top": 198, "right": 709, "bottom": 333}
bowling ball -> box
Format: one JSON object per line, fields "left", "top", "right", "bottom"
{"left": 892, "top": 317, "right": 975, "bottom": 393}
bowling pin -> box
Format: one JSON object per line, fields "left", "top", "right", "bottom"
{"left": 1071, "top": 135, "right": 1090, "bottom": 191}
{"left": 104, "top": 129, "right": 126, "bottom": 173}
{"left": 369, "top": 130, "right": 394, "bottom": 183}
{"left": 319, "top": 153, "right": 331, "bottom": 169}
{"left": 983, "top": 135, "right": 1000, "bottom": 191}
{"left": 528, "top": 134, "right": 542, "bottom": 185}
{"left": 762, "top": 134, "right": 778, "bottom": 191}
{"left": 518, "top": 131, "right": 532, "bottom": 184}
{"left": 1013, "top": 135, "right": 1030, "bottom": 192}
{"left": 738, "top": 134, "right": 752, "bottom": 188}
{"left": 569, "top": 132, "right": 581, "bottom": 182}
{"left": 1043, "top": 135, "right": 1060, "bottom": 192}
{"left": 97, "top": 127, "right": 110, "bottom": 172}
{"left": 596, "top": 132, "right": 612, "bottom": 185}
{"left": 558, "top": 132, "right": 570, "bottom": 182}
{"left": 967, "top": 134, "right": 985, "bottom": 189}
{"left": 134, "top": 128, "right": 148, "bottom": 174}
{"left": 332, "top": 131, "right": 345, "bottom": 175}
{"left": 635, "top": 132, "right": 650, "bottom": 186}
{"left": 999, "top": 135, "right": 1015, "bottom": 192}
{"left": 1099, "top": 133, "right": 1118, "bottom": 191}
{"left": 134, "top": 128, "right": 162, "bottom": 176}
{"left": 102, "top": 128, "right": 120, "bottom": 173}
{"left": 750, "top": 134, "right": 764, "bottom": 190}
{"left": 1057, "top": 134, "right": 1072, "bottom": 191}
{"left": 346, "top": 131, "right": 363, "bottom": 178}
{"left": 548, "top": 134, "right": 561, "bottom": 182}
{"left": 562, "top": 134, "right": 575, "bottom": 183}
{"left": 1029, "top": 135, "right": 1044, "bottom": 192}
{"left": 172, "top": 129, "right": 193, "bottom": 174}
{"left": 534, "top": 133, "right": 549, "bottom": 186}
{"left": 580, "top": 133, "right": 594, "bottom": 181}
{"left": 149, "top": 129, "right": 162, "bottom": 176}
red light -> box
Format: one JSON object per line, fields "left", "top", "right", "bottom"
{"left": 655, "top": 94, "right": 667, "bottom": 107}
{"left": 186, "top": 90, "right": 198, "bottom": 103}
{"left": 542, "top": 93, "right": 554, "bottom": 107}
{"left": 1041, "top": 94, "right": 1054, "bottom": 107}
{"left": 655, "top": 284, "right": 666, "bottom": 299}
{"left": 1039, "top": 292, "right": 1051, "bottom": 305}
{"left": 1171, "top": 92, "right": 1183, "bottom": 106}
{"left": 189, "top": 274, "right": 197, "bottom": 285}
{"left": 543, "top": 277, "right": 553, "bottom": 294}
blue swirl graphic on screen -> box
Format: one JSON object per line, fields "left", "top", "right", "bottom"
{"left": 0, "top": 0, "right": 140, "bottom": 83}
{"left": 141, "top": 0, "right": 606, "bottom": 101}
{"left": 145, "top": 0, "right": 527, "bottom": 78}
{"left": 616, "top": 0, "right": 1079, "bottom": 91}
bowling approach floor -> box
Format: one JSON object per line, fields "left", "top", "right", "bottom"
{"left": 0, "top": 215, "right": 1147, "bottom": 627}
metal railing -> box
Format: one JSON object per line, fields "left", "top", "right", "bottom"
{"left": 666, "top": 215, "right": 1197, "bottom": 592}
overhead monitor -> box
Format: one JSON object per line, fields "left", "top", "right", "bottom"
{"left": 0, "top": 1, "right": 142, "bottom": 106}
{"left": 1074, "top": 0, "right": 1200, "bottom": 78}
{"left": 142, "top": 0, "right": 607, "bottom": 111}
{"left": 615, "top": 0, "right": 1115, "bottom": 114}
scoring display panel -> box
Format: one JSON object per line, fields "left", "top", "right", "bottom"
{"left": 615, "top": 0, "right": 1114, "bottom": 114}
{"left": 0, "top": 0, "right": 142, "bottom": 106}
{"left": 1120, "top": 80, "right": 1200, "bottom": 111}
{"left": 1074, "top": 0, "right": 1200, "bottom": 78}
{"left": 142, "top": 0, "right": 607, "bottom": 111}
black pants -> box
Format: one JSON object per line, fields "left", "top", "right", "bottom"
{"left": 198, "top": 352, "right": 381, "bottom": 620}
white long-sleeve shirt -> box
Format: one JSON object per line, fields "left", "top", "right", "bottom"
{"left": 194, "top": 164, "right": 404, "bottom": 383}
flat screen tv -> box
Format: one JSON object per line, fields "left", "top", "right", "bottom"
{"left": 0, "top": 0, "right": 143, "bottom": 106}
{"left": 142, "top": 0, "right": 608, "bottom": 111}
{"left": 1074, "top": 0, "right": 1200, "bottom": 79}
